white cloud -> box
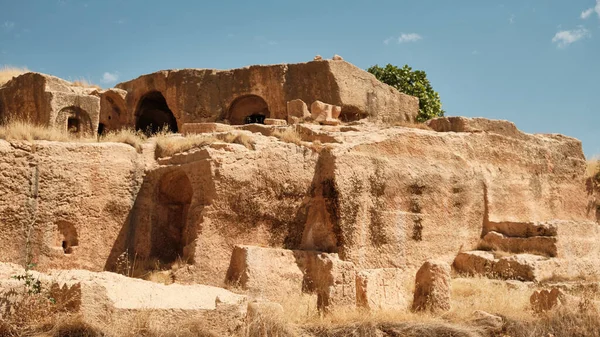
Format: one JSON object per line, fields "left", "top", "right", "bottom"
{"left": 3, "top": 21, "right": 15, "bottom": 31}
{"left": 509, "top": 14, "right": 515, "bottom": 24}
{"left": 101, "top": 72, "right": 119, "bottom": 84}
{"left": 552, "top": 27, "right": 590, "bottom": 48}
{"left": 398, "top": 33, "right": 422, "bottom": 43}
{"left": 581, "top": 0, "right": 600, "bottom": 19}
{"left": 383, "top": 37, "right": 394, "bottom": 45}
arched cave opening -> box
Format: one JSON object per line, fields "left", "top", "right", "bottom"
{"left": 56, "top": 107, "right": 93, "bottom": 136}
{"left": 135, "top": 91, "right": 178, "bottom": 135}
{"left": 227, "top": 95, "right": 270, "bottom": 125}
{"left": 151, "top": 170, "right": 194, "bottom": 265}
{"left": 55, "top": 221, "right": 78, "bottom": 255}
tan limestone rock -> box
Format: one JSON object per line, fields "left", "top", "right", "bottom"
{"left": 356, "top": 268, "right": 409, "bottom": 311}
{"left": 287, "top": 99, "right": 311, "bottom": 120}
{"left": 264, "top": 118, "right": 287, "bottom": 126}
{"left": 493, "top": 254, "right": 550, "bottom": 282}
{"left": 482, "top": 231, "right": 557, "bottom": 257}
{"left": 310, "top": 100, "right": 341, "bottom": 125}
{"left": 225, "top": 245, "right": 306, "bottom": 300}
{"left": 453, "top": 251, "right": 497, "bottom": 277}
{"left": 181, "top": 122, "right": 233, "bottom": 135}
{"left": 332, "top": 54, "right": 344, "bottom": 61}
{"left": 530, "top": 288, "right": 567, "bottom": 313}
{"left": 314, "top": 55, "right": 323, "bottom": 61}
{"left": 308, "top": 253, "right": 357, "bottom": 312}
{"left": 412, "top": 261, "right": 451, "bottom": 313}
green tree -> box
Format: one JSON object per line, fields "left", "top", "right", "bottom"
{"left": 367, "top": 64, "right": 444, "bottom": 122}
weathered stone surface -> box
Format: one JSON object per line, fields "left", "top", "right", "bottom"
{"left": 356, "top": 268, "right": 409, "bottom": 310}
{"left": 181, "top": 122, "right": 234, "bottom": 135}
{"left": 483, "top": 221, "right": 558, "bottom": 238}
{"left": 0, "top": 140, "right": 142, "bottom": 271}
{"left": 306, "top": 253, "right": 356, "bottom": 312}
{"left": 311, "top": 100, "right": 341, "bottom": 124}
{"left": 116, "top": 60, "right": 419, "bottom": 127}
{"left": 482, "top": 231, "right": 558, "bottom": 257}
{"left": 412, "top": 261, "right": 451, "bottom": 312}
{"left": 530, "top": 288, "right": 566, "bottom": 313}
{"left": 299, "top": 117, "right": 592, "bottom": 277}
{"left": 225, "top": 245, "right": 306, "bottom": 300}
{"left": 0, "top": 117, "right": 596, "bottom": 289}
{"left": 493, "top": 254, "right": 550, "bottom": 281}
{"left": 471, "top": 310, "right": 503, "bottom": 332}
{"left": 0, "top": 73, "right": 101, "bottom": 136}
{"left": 264, "top": 118, "right": 287, "bottom": 126}
{"left": 453, "top": 251, "right": 496, "bottom": 277}
{"left": 287, "top": 99, "right": 311, "bottom": 120}
{"left": 332, "top": 54, "right": 344, "bottom": 61}
{"left": 0, "top": 264, "right": 247, "bottom": 335}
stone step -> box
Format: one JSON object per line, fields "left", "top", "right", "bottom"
{"left": 453, "top": 250, "right": 553, "bottom": 282}
{"left": 483, "top": 221, "right": 558, "bottom": 238}
{"left": 481, "top": 231, "right": 557, "bottom": 257}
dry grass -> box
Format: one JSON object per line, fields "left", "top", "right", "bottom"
{"left": 0, "top": 120, "right": 147, "bottom": 152}
{"left": 587, "top": 158, "right": 599, "bottom": 180}
{"left": 155, "top": 133, "right": 219, "bottom": 158}
{"left": 0, "top": 65, "right": 29, "bottom": 87}
{"left": 3, "top": 274, "right": 600, "bottom": 336}
{"left": 272, "top": 127, "right": 303, "bottom": 145}
{"left": 99, "top": 128, "right": 147, "bottom": 152}
{"left": 71, "top": 78, "right": 102, "bottom": 89}
{"left": 155, "top": 132, "right": 255, "bottom": 158}
{"left": 0, "top": 120, "right": 73, "bottom": 142}
{"left": 393, "top": 121, "right": 433, "bottom": 130}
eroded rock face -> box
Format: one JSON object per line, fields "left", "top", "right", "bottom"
{"left": 0, "top": 73, "right": 102, "bottom": 136}
{"left": 412, "top": 260, "right": 451, "bottom": 312}
{"left": 115, "top": 60, "right": 419, "bottom": 128}
{"left": 0, "top": 117, "right": 595, "bottom": 289}
{"left": 356, "top": 268, "right": 409, "bottom": 311}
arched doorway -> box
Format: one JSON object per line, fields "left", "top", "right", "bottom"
{"left": 135, "top": 91, "right": 178, "bottom": 135}
{"left": 56, "top": 107, "right": 93, "bottom": 136}
{"left": 151, "top": 170, "right": 194, "bottom": 265}
{"left": 227, "top": 95, "right": 270, "bottom": 125}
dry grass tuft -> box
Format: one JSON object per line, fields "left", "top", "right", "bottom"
{"left": 71, "top": 78, "right": 102, "bottom": 89}
{"left": 155, "top": 134, "right": 219, "bottom": 158}
{"left": 0, "top": 65, "right": 29, "bottom": 87}
{"left": 99, "top": 129, "right": 147, "bottom": 153}
{"left": 587, "top": 158, "right": 599, "bottom": 181}
{"left": 503, "top": 305, "right": 600, "bottom": 337}
{"left": 0, "top": 120, "right": 147, "bottom": 152}
{"left": 0, "top": 120, "right": 73, "bottom": 142}
{"left": 155, "top": 132, "right": 255, "bottom": 158}
{"left": 393, "top": 121, "right": 433, "bottom": 130}
{"left": 272, "top": 127, "right": 303, "bottom": 145}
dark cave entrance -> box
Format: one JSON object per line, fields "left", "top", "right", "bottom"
{"left": 151, "top": 170, "right": 194, "bottom": 265}
{"left": 227, "top": 95, "right": 270, "bottom": 125}
{"left": 135, "top": 91, "right": 178, "bottom": 135}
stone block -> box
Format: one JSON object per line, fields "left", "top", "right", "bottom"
{"left": 181, "top": 123, "right": 233, "bottom": 135}
{"left": 306, "top": 253, "right": 356, "bottom": 312}
{"left": 356, "top": 268, "right": 408, "bottom": 311}
{"left": 310, "top": 100, "right": 341, "bottom": 125}
{"left": 264, "top": 118, "right": 287, "bottom": 126}
{"left": 225, "top": 245, "right": 306, "bottom": 300}
{"left": 412, "top": 260, "right": 451, "bottom": 313}
{"left": 287, "top": 99, "right": 311, "bottom": 119}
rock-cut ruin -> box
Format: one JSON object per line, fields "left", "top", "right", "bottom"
{"left": 0, "top": 58, "right": 597, "bottom": 335}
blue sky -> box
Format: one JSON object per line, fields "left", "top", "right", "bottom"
{"left": 0, "top": 0, "right": 598, "bottom": 157}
